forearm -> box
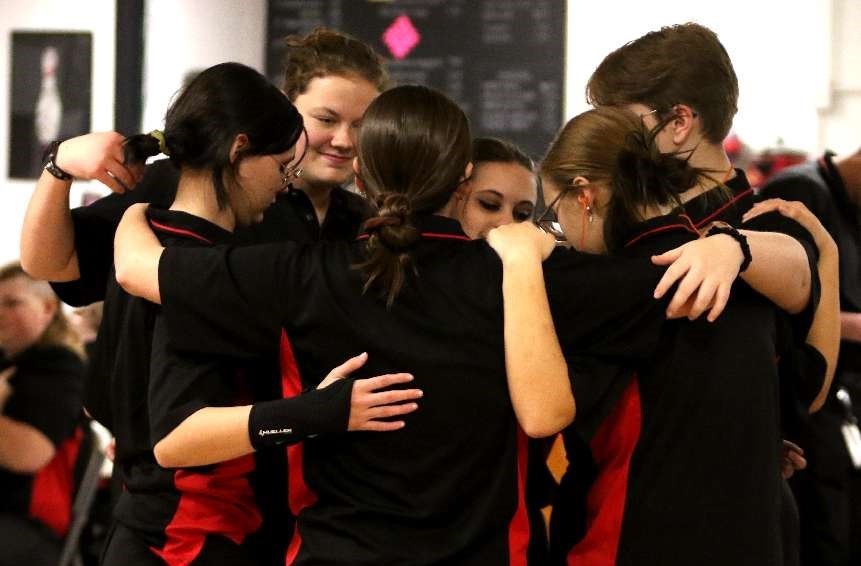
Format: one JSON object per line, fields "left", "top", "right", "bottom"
{"left": 0, "top": 416, "right": 56, "bottom": 473}
{"left": 114, "top": 204, "right": 164, "bottom": 303}
{"left": 501, "top": 253, "right": 574, "bottom": 438}
{"left": 20, "top": 170, "right": 79, "bottom": 281}
{"left": 153, "top": 406, "right": 253, "bottom": 468}
{"left": 738, "top": 230, "right": 810, "bottom": 314}
{"left": 806, "top": 245, "right": 841, "bottom": 412}
{"left": 841, "top": 312, "right": 861, "bottom": 343}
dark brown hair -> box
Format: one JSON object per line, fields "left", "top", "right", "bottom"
{"left": 281, "top": 27, "right": 391, "bottom": 101}
{"left": 472, "top": 137, "right": 534, "bottom": 172}
{"left": 356, "top": 85, "right": 472, "bottom": 306}
{"left": 541, "top": 107, "right": 719, "bottom": 251}
{"left": 0, "top": 262, "right": 83, "bottom": 358}
{"left": 586, "top": 22, "right": 738, "bottom": 144}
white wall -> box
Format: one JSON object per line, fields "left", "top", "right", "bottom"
{"left": 141, "top": 0, "right": 266, "bottom": 131}
{"left": 1, "top": 0, "right": 859, "bottom": 267}
{"left": 565, "top": 0, "right": 831, "bottom": 153}
{"left": 0, "top": 0, "right": 116, "bottom": 265}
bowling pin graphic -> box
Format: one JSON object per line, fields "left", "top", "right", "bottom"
{"left": 35, "top": 46, "right": 63, "bottom": 146}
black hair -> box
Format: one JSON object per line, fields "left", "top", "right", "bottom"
{"left": 123, "top": 62, "right": 304, "bottom": 208}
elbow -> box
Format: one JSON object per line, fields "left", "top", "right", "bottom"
{"left": 519, "top": 400, "right": 575, "bottom": 439}
{"left": 153, "top": 439, "right": 185, "bottom": 469}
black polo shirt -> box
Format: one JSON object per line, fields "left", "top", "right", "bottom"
{"left": 153, "top": 213, "right": 680, "bottom": 565}
{"left": 51, "top": 158, "right": 372, "bottom": 307}
{"left": 549, "top": 171, "right": 822, "bottom": 566}
{"left": 89, "top": 207, "right": 286, "bottom": 565}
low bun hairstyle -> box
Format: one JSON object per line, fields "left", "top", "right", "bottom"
{"left": 355, "top": 85, "right": 472, "bottom": 306}
{"left": 123, "top": 62, "right": 304, "bottom": 208}
{"left": 541, "top": 106, "right": 723, "bottom": 251}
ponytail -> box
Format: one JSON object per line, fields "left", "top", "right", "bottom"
{"left": 122, "top": 130, "right": 168, "bottom": 167}
{"left": 357, "top": 193, "right": 421, "bottom": 307}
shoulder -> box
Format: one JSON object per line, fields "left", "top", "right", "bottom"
{"left": 333, "top": 188, "right": 374, "bottom": 219}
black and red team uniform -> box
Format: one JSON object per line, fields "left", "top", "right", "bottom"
{"left": 548, "top": 171, "right": 822, "bottom": 566}
{"left": 50, "top": 160, "right": 371, "bottom": 565}
{"left": 148, "top": 212, "right": 774, "bottom": 565}
{"left": 0, "top": 344, "right": 85, "bottom": 566}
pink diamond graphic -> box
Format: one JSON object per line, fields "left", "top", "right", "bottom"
{"left": 382, "top": 14, "right": 421, "bottom": 60}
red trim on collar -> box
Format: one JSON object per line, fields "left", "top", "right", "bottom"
{"left": 356, "top": 231, "right": 470, "bottom": 242}
{"left": 149, "top": 219, "right": 214, "bottom": 245}
{"left": 694, "top": 187, "right": 753, "bottom": 227}
{"left": 624, "top": 223, "right": 700, "bottom": 248}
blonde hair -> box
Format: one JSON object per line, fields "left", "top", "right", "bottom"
{"left": 0, "top": 263, "right": 84, "bottom": 359}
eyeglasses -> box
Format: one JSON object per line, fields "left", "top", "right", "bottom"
{"left": 535, "top": 185, "right": 572, "bottom": 243}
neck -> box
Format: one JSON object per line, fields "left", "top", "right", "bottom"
{"left": 676, "top": 140, "right": 734, "bottom": 203}
{"left": 835, "top": 151, "right": 861, "bottom": 207}
{"left": 292, "top": 179, "right": 334, "bottom": 224}
{"left": 171, "top": 169, "right": 236, "bottom": 232}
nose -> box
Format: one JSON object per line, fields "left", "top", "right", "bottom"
{"left": 330, "top": 124, "right": 353, "bottom": 151}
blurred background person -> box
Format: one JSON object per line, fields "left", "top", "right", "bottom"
{"left": 0, "top": 262, "right": 85, "bottom": 566}
{"left": 759, "top": 146, "right": 861, "bottom": 566}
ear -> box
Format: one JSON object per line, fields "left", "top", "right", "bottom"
{"left": 229, "top": 133, "right": 250, "bottom": 163}
{"left": 669, "top": 104, "right": 698, "bottom": 146}
{"left": 354, "top": 174, "right": 366, "bottom": 194}
{"left": 42, "top": 297, "right": 58, "bottom": 320}
{"left": 461, "top": 161, "right": 474, "bottom": 183}
{"left": 454, "top": 162, "right": 475, "bottom": 201}
{"left": 571, "top": 176, "right": 593, "bottom": 207}
{"left": 352, "top": 157, "right": 360, "bottom": 175}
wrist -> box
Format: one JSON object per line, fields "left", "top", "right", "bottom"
{"left": 42, "top": 140, "right": 73, "bottom": 181}
{"left": 706, "top": 224, "right": 751, "bottom": 273}
{"left": 499, "top": 247, "right": 543, "bottom": 267}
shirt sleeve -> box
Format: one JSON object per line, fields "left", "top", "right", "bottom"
{"left": 159, "top": 241, "right": 308, "bottom": 359}
{"left": 543, "top": 249, "right": 670, "bottom": 362}
{"left": 148, "top": 313, "right": 238, "bottom": 443}
{"left": 3, "top": 348, "right": 84, "bottom": 447}
{"left": 51, "top": 159, "right": 179, "bottom": 306}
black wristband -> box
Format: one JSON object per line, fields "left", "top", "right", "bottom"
{"left": 706, "top": 224, "right": 752, "bottom": 273}
{"left": 248, "top": 377, "right": 353, "bottom": 449}
{"left": 42, "top": 140, "right": 72, "bottom": 181}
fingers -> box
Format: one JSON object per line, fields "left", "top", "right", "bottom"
{"left": 706, "top": 283, "right": 731, "bottom": 322}
{"left": 354, "top": 372, "right": 415, "bottom": 393}
{"left": 0, "top": 367, "right": 15, "bottom": 381}
{"left": 651, "top": 247, "right": 683, "bottom": 266}
{"left": 366, "top": 402, "right": 420, "bottom": 419}
{"left": 653, "top": 255, "right": 690, "bottom": 299}
{"left": 687, "top": 278, "right": 718, "bottom": 320}
{"left": 330, "top": 352, "right": 368, "bottom": 379}
{"left": 358, "top": 420, "right": 407, "bottom": 432}
{"left": 364, "top": 387, "right": 423, "bottom": 406}
{"left": 783, "top": 439, "right": 804, "bottom": 455}
{"left": 665, "top": 266, "right": 702, "bottom": 317}
{"left": 95, "top": 170, "right": 130, "bottom": 194}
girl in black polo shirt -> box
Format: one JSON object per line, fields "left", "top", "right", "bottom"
{"left": 111, "top": 85, "right": 807, "bottom": 565}
{"left": 41, "top": 63, "right": 418, "bottom": 566}
{"left": 495, "top": 106, "right": 837, "bottom": 566}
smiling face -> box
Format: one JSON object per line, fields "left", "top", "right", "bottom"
{"left": 291, "top": 74, "right": 380, "bottom": 192}
{"left": 457, "top": 161, "right": 538, "bottom": 239}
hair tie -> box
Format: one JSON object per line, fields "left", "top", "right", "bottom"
{"left": 149, "top": 130, "right": 170, "bottom": 155}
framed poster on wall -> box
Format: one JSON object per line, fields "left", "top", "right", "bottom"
{"left": 8, "top": 31, "right": 92, "bottom": 179}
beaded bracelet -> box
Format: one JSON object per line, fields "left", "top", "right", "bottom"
{"left": 706, "top": 224, "right": 752, "bottom": 273}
